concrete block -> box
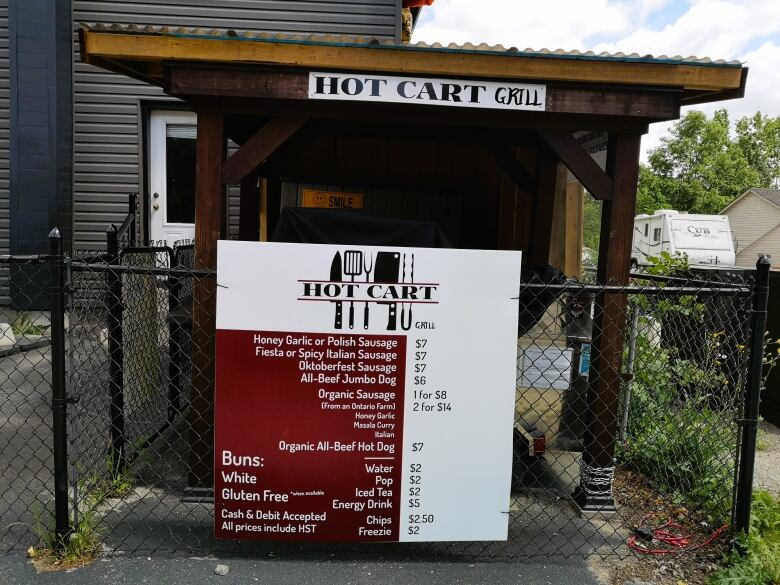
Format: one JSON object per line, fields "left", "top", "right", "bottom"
{"left": 0, "top": 324, "right": 16, "bottom": 347}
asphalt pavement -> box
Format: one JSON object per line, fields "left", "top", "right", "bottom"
{"left": 0, "top": 555, "right": 603, "bottom": 585}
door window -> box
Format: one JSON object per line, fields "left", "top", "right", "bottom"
{"left": 165, "top": 124, "right": 196, "bottom": 225}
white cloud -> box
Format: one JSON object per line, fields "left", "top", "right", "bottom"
{"left": 414, "top": 0, "right": 643, "bottom": 50}
{"left": 414, "top": 0, "right": 780, "bottom": 160}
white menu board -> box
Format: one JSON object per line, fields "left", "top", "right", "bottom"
{"left": 215, "top": 241, "right": 521, "bottom": 542}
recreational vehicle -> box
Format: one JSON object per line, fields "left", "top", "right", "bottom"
{"left": 632, "top": 210, "right": 736, "bottom": 267}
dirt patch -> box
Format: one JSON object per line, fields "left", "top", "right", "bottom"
{"left": 590, "top": 469, "right": 728, "bottom": 585}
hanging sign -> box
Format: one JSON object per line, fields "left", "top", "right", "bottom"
{"left": 309, "top": 72, "right": 546, "bottom": 112}
{"left": 302, "top": 189, "right": 364, "bottom": 210}
{"left": 215, "top": 241, "right": 521, "bottom": 542}
{"left": 573, "top": 131, "right": 608, "bottom": 171}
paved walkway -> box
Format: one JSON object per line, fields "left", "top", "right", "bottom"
{"left": 0, "top": 556, "right": 602, "bottom": 585}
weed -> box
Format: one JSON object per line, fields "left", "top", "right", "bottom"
{"left": 30, "top": 504, "right": 100, "bottom": 568}
{"left": 710, "top": 491, "right": 780, "bottom": 585}
{"left": 30, "top": 455, "right": 133, "bottom": 568}
{"left": 11, "top": 312, "right": 48, "bottom": 337}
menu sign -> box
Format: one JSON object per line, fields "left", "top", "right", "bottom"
{"left": 215, "top": 242, "right": 522, "bottom": 542}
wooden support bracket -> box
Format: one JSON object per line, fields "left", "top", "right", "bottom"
{"left": 221, "top": 117, "right": 307, "bottom": 184}
{"left": 486, "top": 145, "right": 536, "bottom": 193}
{"left": 538, "top": 130, "right": 613, "bottom": 201}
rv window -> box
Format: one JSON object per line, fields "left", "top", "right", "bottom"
{"left": 653, "top": 228, "right": 661, "bottom": 242}
{"left": 644, "top": 223, "right": 649, "bottom": 236}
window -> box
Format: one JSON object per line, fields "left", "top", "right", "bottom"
{"left": 165, "top": 124, "right": 197, "bottom": 224}
{"left": 644, "top": 223, "right": 649, "bottom": 237}
{"left": 653, "top": 228, "right": 662, "bottom": 242}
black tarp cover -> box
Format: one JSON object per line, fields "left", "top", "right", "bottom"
{"left": 271, "top": 208, "right": 452, "bottom": 248}
{"left": 271, "top": 207, "right": 562, "bottom": 336}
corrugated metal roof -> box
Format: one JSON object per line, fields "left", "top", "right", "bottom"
{"left": 81, "top": 22, "right": 743, "bottom": 68}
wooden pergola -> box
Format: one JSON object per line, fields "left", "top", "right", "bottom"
{"left": 80, "top": 25, "right": 747, "bottom": 511}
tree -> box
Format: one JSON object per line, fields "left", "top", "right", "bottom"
{"left": 637, "top": 109, "right": 780, "bottom": 215}
{"left": 735, "top": 112, "right": 780, "bottom": 189}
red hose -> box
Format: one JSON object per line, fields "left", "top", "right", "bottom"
{"left": 628, "top": 514, "right": 729, "bottom": 555}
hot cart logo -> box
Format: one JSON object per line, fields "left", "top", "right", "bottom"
{"left": 298, "top": 250, "right": 439, "bottom": 331}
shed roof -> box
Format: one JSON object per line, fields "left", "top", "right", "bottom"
{"left": 79, "top": 24, "right": 748, "bottom": 106}
{"left": 750, "top": 188, "right": 780, "bottom": 207}
{"left": 721, "top": 188, "right": 780, "bottom": 214}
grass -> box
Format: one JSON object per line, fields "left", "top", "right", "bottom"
{"left": 29, "top": 458, "right": 133, "bottom": 568}
{"left": 710, "top": 491, "right": 780, "bottom": 585}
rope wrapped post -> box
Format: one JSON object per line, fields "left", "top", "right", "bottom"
{"left": 574, "top": 132, "right": 641, "bottom": 513}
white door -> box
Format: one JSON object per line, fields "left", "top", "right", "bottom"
{"left": 148, "top": 110, "right": 197, "bottom": 247}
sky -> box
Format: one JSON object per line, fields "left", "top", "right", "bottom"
{"left": 413, "top": 0, "right": 780, "bottom": 161}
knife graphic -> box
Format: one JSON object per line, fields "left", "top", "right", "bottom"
{"left": 374, "top": 252, "right": 401, "bottom": 331}
{"left": 330, "top": 252, "right": 343, "bottom": 330}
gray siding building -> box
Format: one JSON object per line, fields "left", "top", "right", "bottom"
{"left": 7, "top": 0, "right": 403, "bottom": 258}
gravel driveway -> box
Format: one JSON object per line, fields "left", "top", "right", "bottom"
{"left": 754, "top": 419, "right": 780, "bottom": 494}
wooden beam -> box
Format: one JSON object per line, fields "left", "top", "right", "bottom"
{"left": 539, "top": 129, "right": 614, "bottom": 201}
{"left": 168, "top": 67, "right": 681, "bottom": 120}
{"left": 187, "top": 110, "right": 224, "bottom": 490}
{"left": 192, "top": 97, "right": 652, "bottom": 134}
{"left": 487, "top": 145, "right": 536, "bottom": 193}
{"left": 82, "top": 30, "right": 745, "bottom": 94}
{"left": 221, "top": 117, "right": 306, "bottom": 184}
{"left": 575, "top": 132, "right": 642, "bottom": 512}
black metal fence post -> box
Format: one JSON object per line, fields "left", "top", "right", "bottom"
{"left": 128, "top": 192, "right": 137, "bottom": 247}
{"left": 48, "top": 228, "right": 70, "bottom": 546}
{"left": 735, "top": 255, "right": 771, "bottom": 536}
{"left": 106, "top": 225, "right": 126, "bottom": 472}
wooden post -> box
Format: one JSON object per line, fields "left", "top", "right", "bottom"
{"left": 187, "top": 110, "right": 224, "bottom": 491}
{"left": 239, "top": 170, "right": 260, "bottom": 241}
{"left": 529, "top": 150, "right": 559, "bottom": 266}
{"left": 574, "top": 133, "right": 641, "bottom": 513}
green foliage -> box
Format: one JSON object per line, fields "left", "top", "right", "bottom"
{"left": 617, "top": 334, "right": 736, "bottom": 524}
{"left": 635, "top": 252, "right": 706, "bottom": 320}
{"left": 710, "top": 491, "right": 780, "bottom": 585}
{"left": 11, "top": 313, "right": 48, "bottom": 337}
{"left": 583, "top": 192, "right": 602, "bottom": 254}
{"left": 643, "top": 250, "right": 690, "bottom": 275}
{"left": 638, "top": 109, "right": 780, "bottom": 215}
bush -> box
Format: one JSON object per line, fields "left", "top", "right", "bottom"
{"left": 617, "top": 334, "right": 737, "bottom": 524}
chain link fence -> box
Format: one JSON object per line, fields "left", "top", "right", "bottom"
{"left": 0, "top": 237, "right": 767, "bottom": 560}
